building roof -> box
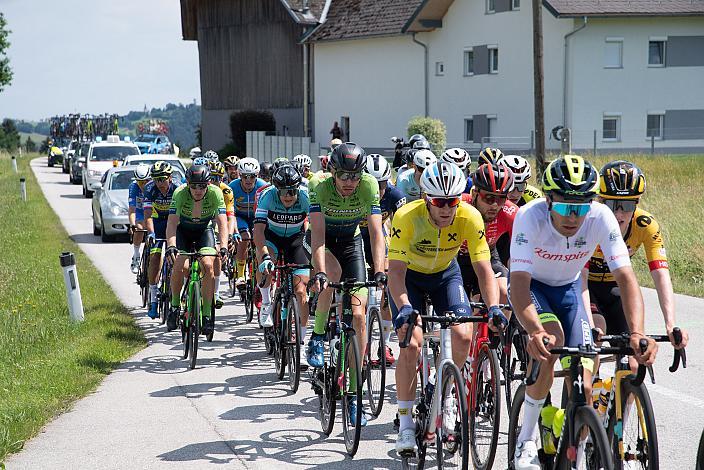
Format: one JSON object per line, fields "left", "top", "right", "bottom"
{"left": 306, "top": 0, "right": 426, "bottom": 42}
{"left": 544, "top": 0, "right": 704, "bottom": 17}
{"left": 279, "top": 0, "right": 329, "bottom": 24}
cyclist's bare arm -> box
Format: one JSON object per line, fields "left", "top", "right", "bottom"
{"left": 472, "top": 259, "right": 500, "bottom": 309}
{"left": 227, "top": 215, "right": 236, "bottom": 238}
{"left": 144, "top": 208, "right": 155, "bottom": 234}
{"left": 253, "top": 223, "right": 269, "bottom": 262}
{"left": 612, "top": 266, "right": 657, "bottom": 365}
{"left": 650, "top": 268, "right": 688, "bottom": 347}
{"left": 367, "top": 213, "right": 385, "bottom": 274}
{"left": 310, "top": 212, "right": 326, "bottom": 290}
{"left": 215, "top": 214, "right": 228, "bottom": 248}
{"left": 166, "top": 214, "right": 179, "bottom": 248}
{"left": 580, "top": 267, "right": 595, "bottom": 327}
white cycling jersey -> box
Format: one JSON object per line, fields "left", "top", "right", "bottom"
{"left": 510, "top": 199, "right": 630, "bottom": 286}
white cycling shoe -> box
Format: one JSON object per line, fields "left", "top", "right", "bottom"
{"left": 260, "top": 302, "right": 274, "bottom": 327}
{"left": 130, "top": 256, "right": 140, "bottom": 274}
{"left": 395, "top": 428, "right": 417, "bottom": 455}
{"left": 514, "top": 439, "right": 541, "bottom": 470}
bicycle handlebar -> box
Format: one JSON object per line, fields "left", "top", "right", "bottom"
{"left": 399, "top": 309, "right": 499, "bottom": 349}
{"left": 258, "top": 263, "right": 313, "bottom": 288}
{"left": 598, "top": 327, "right": 686, "bottom": 373}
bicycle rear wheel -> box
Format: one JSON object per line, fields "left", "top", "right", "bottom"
{"left": 556, "top": 406, "right": 614, "bottom": 470}
{"left": 245, "top": 254, "right": 255, "bottom": 323}
{"left": 607, "top": 377, "right": 659, "bottom": 469}
{"left": 341, "top": 330, "right": 363, "bottom": 456}
{"left": 159, "top": 266, "right": 171, "bottom": 325}
{"left": 286, "top": 295, "right": 302, "bottom": 393}
{"left": 273, "top": 293, "right": 287, "bottom": 379}
{"left": 469, "top": 344, "right": 501, "bottom": 470}
{"left": 506, "top": 385, "right": 525, "bottom": 470}
{"left": 189, "top": 283, "right": 201, "bottom": 370}
{"left": 206, "top": 305, "right": 215, "bottom": 342}
{"left": 319, "top": 351, "right": 337, "bottom": 436}
{"left": 139, "top": 246, "right": 150, "bottom": 308}
{"left": 365, "top": 307, "right": 386, "bottom": 417}
{"left": 435, "top": 362, "right": 469, "bottom": 470}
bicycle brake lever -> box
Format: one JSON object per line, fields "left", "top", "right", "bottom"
{"left": 399, "top": 311, "right": 418, "bottom": 349}
{"left": 669, "top": 327, "right": 687, "bottom": 372}
{"left": 633, "top": 339, "right": 649, "bottom": 386}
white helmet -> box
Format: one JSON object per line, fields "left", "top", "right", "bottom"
{"left": 134, "top": 163, "right": 151, "bottom": 181}
{"left": 203, "top": 150, "right": 219, "bottom": 162}
{"left": 293, "top": 154, "right": 312, "bottom": 167}
{"left": 420, "top": 162, "right": 466, "bottom": 198}
{"left": 189, "top": 146, "right": 201, "bottom": 159}
{"left": 413, "top": 149, "right": 437, "bottom": 170}
{"left": 498, "top": 155, "right": 531, "bottom": 184}
{"left": 441, "top": 148, "right": 471, "bottom": 171}
{"left": 364, "top": 154, "right": 391, "bottom": 182}
{"left": 238, "top": 157, "right": 260, "bottom": 176}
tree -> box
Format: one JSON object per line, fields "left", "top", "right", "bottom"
{"left": 25, "top": 136, "right": 36, "bottom": 152}
{"left": 0, "top": 13, "right": 13, "bottom": 93}
{"left": 0, "top": 118, "right": 20, "bottom": 151}
{"left": 407, "top": 116, "right": 447, "bottom": 154}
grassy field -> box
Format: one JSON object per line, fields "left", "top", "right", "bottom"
{"left": 18, "top": 132, "right": 48, "bottom": 146}
{"left": 0, "top": 153, "right": 145, "bottom": 462}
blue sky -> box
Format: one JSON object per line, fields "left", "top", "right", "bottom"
{"left": 0, "top": 0, "right": 200, "bottom": 121}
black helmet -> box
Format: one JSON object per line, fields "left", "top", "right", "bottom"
{"left": 472, "top": 163, "right": 515, "bottom": 194}
{"left": 412, "top": 137, "right": 431, "bottom": 150}
{"left": 272, "top": 164, "right": 302, "bottom": 190}
{"left": 150, "top": 161, "right": 173, "bottom": 178}
{"left": 598, "top": 160, "right": 646, "bottom": 200}
{"left": 271, "top": 157, "right": 291, "bottom": 174}
{"left": 260, "top": 161, "right": 273, "bottom": 180}
{"left": 329, "top": 142, "right": 366, "bottom": 172}
{"left": 408, "top": 134, "right": 427, "bottom": 148}
{"left": 186, "top": 164, "right": 211, "bottom": 184}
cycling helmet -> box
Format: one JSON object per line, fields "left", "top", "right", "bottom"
{"left": 203, "top": 150, "right": 219, "bottom": 162}
{"left": 134, "top": 164, "right": 151, "bottom": 181}
{"left": 413, "top": 149, "right": 438, "bottom": 170}
{"left": 441, "top": 148, "right": 471, "bottom": 171}
{"left": 238, "top": 157, "right": 260, "bottom": 176}
{"left": 318, "top": 154, "right": 330, "bottom": 171}
{"left": 192, "top": 156, "right": 208, "bottom": 166}
{"left": 189, "top": 146, "right": 201, "bottom": 159}
{"left": 271, "top": 157, "right": 291, "bottom": 174}
{"left": 150, "top": 161, "right": 173, "bottom": 178}
{"left": 420, "top": 162, "right": 466, "bottom": 198}
{"left": 186, "top": 164, "right": 211, "bottom": 184}
{"left": 293, "top": 154, "right": 312, "bottom": 167}
{"left": 330, "top": 138, "right": 343, "bottom": 149}
{"left": 542, "top": 154, "right": 599, "bottom": 201}
{"left": 260, "top": 161, "right": 273, "bottom": 181}
{"left": 408, "top": 133, "right": 427, "bottom": 148}
{"left": 404, "top": 148, "right": 418, "bottom": 164}
{"left": 478, "top": 147, "right": 504, "bottom": 166}
{"left": 223, "top": 155, "right": 239, "bottom": 168}
{"left": 472, "top": 163, "right": 515, "bottom": 194}
{"left": 412, "top": 137, "right": 431, "bottom": 150}
{"left": 497, "top": 155, "right": 531, "bottom": 184}
{"left": 329, "top": 142, "right": 366, "bottom": 172}
{"left": 272, "top": 164, "right": 302, "bottom": 190}
{"left": 599, "top": 160, "right": 646, "bottom": 200}
{"left": 364, "top": 154, "right": 391, "bottom": 182}
{"left": 208, "top": 160, "right": 226, "bottom": 177}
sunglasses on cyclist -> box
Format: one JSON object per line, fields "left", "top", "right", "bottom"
{"left": 278, "top": 188, "right": 298, "bottom": 197}
{"left": 428, "top": 197, "right": 461, "bottom": 208}
{"left": 514, "top": 182, "right": 527, "bottom": 192}
{"left": 551, "top": 201, "right": 591, "bottom": 217}
{"left": 241, "top": 174, "right": 257, "bottom": 180}
{"left": 335, "top": 171, "right": 362, "bottom": 182}
{"left": 603, "top": 199, "right": 638, "bottom": 213}
{"left": 153, "top": 176, "right": 170, "bottom": 183}
{"left": 478, "top": 191, "right": 508, "bottom": 205}
{"left": 189, "top": 183, "right": 208, "bottom": 190}
{"left": 210, "top": 176, "right": 222, "bottom": 183}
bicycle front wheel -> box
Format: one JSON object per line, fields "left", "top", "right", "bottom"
{"left": 286, "top": 295, "right": 302, "bottom": 393}
{"left": 434, "top": 362, "right": 469, "bottom": 470}
{"left": 503, "top": 323, "right": 528, "bottom": 415}
{"left": 273, "top": 293, "right": 286, "bottom": 379}
{"left": 607, "top": 377, "right": 659, "bottom": 469}
{"left": 244, "top": 255, "right": 255, "bottom": 323}
{"left": 556, "top": 406, "right": 614, "bottom": 470}
{"left": 341, "top": 330, "right": 363, "bottom": 456}
{"left": 365, "top": 306, "right": 386, "bottom": 417}
{"left": 139, "top": 245, "right": 150, "bottom": 308}
{"left": 319, "top": 350, "right": 337, "bottom": 436}
{"left": 189, "top": 283, "right": 201, "bottom": 370}
{"left": 469, "top": 345, "right": 501, "bottom": 470}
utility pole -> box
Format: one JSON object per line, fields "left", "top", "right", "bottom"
{"left": 532, "top": 0, "right": 546, "bottom": 175}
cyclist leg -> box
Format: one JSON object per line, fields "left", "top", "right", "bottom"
{"left": 307, "top": 245, "right": 341, "bottom": 368}
{"left": 196, "top": 228, "right": 218, "bottom": 320}
{"left": 286, "top": 233, "right": 311, "bottom": 341}
{"left": 342, "top": 235, "right": 370, "bottom": 373}
{"left": 364, "top": 230, "right": 394, "bottom": 362}
{"left": 147, "top": 236, "right": 164, "bottom": 319}
{"left": 235, "top": 216, "right": 249, "bottom": 282}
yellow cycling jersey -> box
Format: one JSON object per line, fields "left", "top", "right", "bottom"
{"left": 518, "top": 184, "right": 543, "bottom": 207}
{"left": 588, "top": 207, "right": 668, "bottom": 283}
{"left": 219, "top": 182, "right": 235, "bottom": 217}
{"left": 388, "top": 199, "right": 490, "bottom": 274}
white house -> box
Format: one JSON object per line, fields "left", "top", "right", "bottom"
{"left": 308, "top": 0, "right": 704, "bottom": 154}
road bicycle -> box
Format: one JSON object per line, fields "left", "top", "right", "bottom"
{"left": 499, "top": 312, "right": 529, "bottom": 415}
{"left": 132, "top": 228, "right": 150, "bottom": 308}
{"left": 261, "top": 259, "right": 311, "bottom": 393}
{"left": 235, "top": 238, "right": 258, "bottom": 323}
{"left": 507, "top": 341, "right": 651, "bottom": 470}
{"left": 310, "top": 278, "right": 378, "bottom": 457}
{"left": 179, "top": 251, "right": 219, "bottom": 369}
{"left": 155, "top": 241, "right": 172, "bottom": 325}
{"left": 364, "top": 283, "right": 387, "bottom": 418}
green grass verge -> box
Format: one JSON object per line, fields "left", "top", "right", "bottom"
{"left": 0, "top": 153, "right": 146, "bottom": 462}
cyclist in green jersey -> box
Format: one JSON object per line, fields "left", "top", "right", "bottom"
{"left": 308, "top": 143, "right": 387, "bottom": 427}
{"left": 164, "top": 165, "right": 228, "bottom": 332}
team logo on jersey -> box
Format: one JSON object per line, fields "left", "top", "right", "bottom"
{"left": 419, "top": 239, "right": 432, "bottom": 245}
{"left": 574, "top": 236, "right": 586, "bottom": 248}
{"left": 609, "top": 230, "right": 619, "bottom": 241}
{"left": 392, "top": 227, "right": 402, "bottom": 238}
{"left": 448, "top": 232, "right": 458, "bottom": 242}
{"left": 636, "top": 215, "right": 652, "bottom": 227}
{"left": 478, "top": 229, "right": 485, "bottom": 240}
{"left": 515, "top": 232, "right": 528, "bottom": 246}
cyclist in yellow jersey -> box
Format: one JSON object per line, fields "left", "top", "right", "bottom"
{"left": 497, "top": 154, "right": 543, "bottom": 207}
{"left": 588, "top": 160, "right": 688, "bottom": 350}
{"left": 388, "top": 161, "right": 504, "bottom": 454}
{"left": 208, "top": 160, "right": 235, "bottom": 307}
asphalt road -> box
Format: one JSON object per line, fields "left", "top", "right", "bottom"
{"left": 7, "top": 158, "right": 704, "bottom": 469}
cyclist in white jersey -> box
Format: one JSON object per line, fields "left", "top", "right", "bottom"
{"left": 509, "top": 155, "right": 658, "bottom": 470}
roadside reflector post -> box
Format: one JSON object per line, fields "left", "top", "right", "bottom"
{"left": 60, "top": 252, "right": 85, "bottom": 322}
{"left": 12, "top": 155, "right": 18, "bottom": 173}
{"left": 19, "top": 177, "right": 27, "bottom": 201}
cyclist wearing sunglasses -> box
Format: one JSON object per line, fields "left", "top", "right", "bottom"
{"left": 128, "top": 164, "right": 151, "bottom": 274}
{"left": 497, "top": 154, "right": 543, "bottom": 207}
{"left": 396, "top": 149, "right": 437, "bottom": 201}
{"left": 388, "top": 161, "right": 503, "bottom": 454}
{"left": 307, "top": 142, "right": 386, "bottom": 425}
{"left": 142, "top": 162, "right": 177, "bottom": 319}
{"left": 230, "top": 157, "right": 267, "bottom": 285}
{"left": 165, "top": 165, "right": 228, "bottom": 334}
{"left": 254, "top": 165, "right": 310, "bottom": 330}
{"left": 223, "top": 155, "right": 240, "bottom": 182}
{"left": 588, "top": 160, "right": 688, "bottom": 350}
{"left": 208, "top": 160, "right": 236, "bottom": 308}
{"left": 509, "top": 155, "right": 658, "bottom": 470}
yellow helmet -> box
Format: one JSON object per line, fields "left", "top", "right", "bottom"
{"left": 542, "top": 154, "right": 599, "bottom": 201}
{"left": 598, "top": 160, "right": 646, "bottom": 200}
{"left": 208, "top": 160, "right": 226, "bottom": 177}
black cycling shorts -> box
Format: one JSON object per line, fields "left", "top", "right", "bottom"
{"left": 306, "top": 231, "right": 367, "bottom": 283}
{"left": 264, "top": 229, "right": 310, "bottom": 276}
{"left": 176, "top": 225, "right": 216, "bottom": 255}
{"left": 588, "top": 281, "right": 629, "bottom": 335}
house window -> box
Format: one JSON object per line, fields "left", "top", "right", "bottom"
{"left": 463, "top": 49, "right": 474, "bottom": 76}
{"left": 648, "top": 40, "right": 666, "bottom": 66}
{"left": 488, "top": 116, "right": 497, "bottom": 139}
{"left": 512, "top": 0, "right": 520, "bottom": 10}
{"left": 465, "top": 119, "right": 474, "bottom": 142}
{"left": 435, "top": 61, "right": 445, "bottom": 76}
{"left": 647, "top": 114, "right": 664, "bottom": 139}
{"left": 487, "top": 0, "right": 495, "bottom": 13}
{"left": 603, "top": 115, "right": 621, "bottom": 141}
{"left": 489, "top": 47, "right": 499, "bottom": 73}
{"left": 604, "top": 38, "right": 623, "bottom": 68}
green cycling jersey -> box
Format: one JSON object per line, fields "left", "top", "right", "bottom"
{"left": 169, "top": 184, "right": 226, "bottom": 230}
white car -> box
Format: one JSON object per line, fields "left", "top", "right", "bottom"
{"left": 82, "top": 136, "right": 140, "bottom": 198}
{"left": 122, "top": 154, "right": 187, "bottom": 181}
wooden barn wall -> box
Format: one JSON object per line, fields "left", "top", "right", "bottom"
{"left": 197, "top": 0, "right": 303, "bottom": 110}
